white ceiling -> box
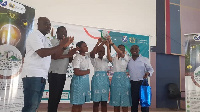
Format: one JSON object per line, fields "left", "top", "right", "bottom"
{"left": 15, "top": 0, "right": 156, "bottom": 46}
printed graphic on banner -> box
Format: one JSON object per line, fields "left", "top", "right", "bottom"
{"left": 0, "top": 1, "right": 35, "bottom": 112}
{"left": 185, "top": 33, "right": 200, "bottom": 111}
{"left": 0, "top": 44, "right": 22, "bottom": 79}
{"left": 194, "top": 67, "right": 200, "bottom": 85}
{"left": 0, "top": 24, "right": 21, "bottom": 46}
{"left": 193, "top": 34, "right": 200, "bottom": 41}
{"left": 84, "top": 28, "right": 149, "bottom": 58}
{"left": 42, "top": 90, "right": 70, "bottom": 101}
{"left": 0, "top": 0, "right": 7, "bottom": 7}
{"left": 122, "top": 36, "right": 128, "bottom": 43}
{"left": 109, "top": 32, "right": 149, "bottom": 58}
{"left": 0, "top": 0, "right": 26, "bottom": 14}
{"left": 0, "top": 3, "right": 35, "bottom": 56}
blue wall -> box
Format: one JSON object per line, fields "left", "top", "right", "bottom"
{"left": 155, "top": 0, "right": 166, "bottom": 53}
{"left": 170, "top": 0, "right": 181, "bottom": 54}
{"left": 156, "top": 53, "right": 180, "bottom": 108}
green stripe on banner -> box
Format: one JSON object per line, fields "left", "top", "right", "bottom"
{"left": 109, "top": 31, "right": 149, "bottom": 58}
{"left": 42, "top": 90, "right": 71, "bottom": 100}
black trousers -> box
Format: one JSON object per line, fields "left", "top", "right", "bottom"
{"left": 48, "top": 72, "right": 66, "bottom": 112}
{"left": 130, "top": 80, "right": 149, "bottom": 112}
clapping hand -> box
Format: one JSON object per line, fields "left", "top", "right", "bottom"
{"left": 59, "top": 36, "right": 74, "bottom": 48}
{"left": 68, "top": 47, "right": 78, "bottom": 57}
{"left": 65, "top": 36, "right": 74, "bottom": 47}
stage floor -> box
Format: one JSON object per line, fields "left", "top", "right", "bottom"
{"left": 37, "top": 103, "right": 185, "bottom": 112}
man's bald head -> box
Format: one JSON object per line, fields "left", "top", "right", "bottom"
{"left": 37, "top": 17, "right": 51, "bottom": 35}
{"left": 130, "top": 45, "right": 140, "bottom": 56}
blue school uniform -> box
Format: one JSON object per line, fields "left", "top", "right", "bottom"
{"left": 91, "top": 58, "right": 109, "bottom": 102}
{"left": 109, "top": 55, "right": 132, "bottom": 107}
{"left": 70, "top": 53, "right": 91, "bottom": 105}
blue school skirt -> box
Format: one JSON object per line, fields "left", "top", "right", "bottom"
{"left": 91, "top": 71, "right": 110, "bottom": 102}
{"left": 70, "top": 74, "right": 90, "bottom": 105}
{"left": 109, "top": 72, "right": 132, "bottom": 107}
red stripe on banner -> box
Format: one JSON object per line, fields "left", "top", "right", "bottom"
{"left": 166, "top": 0, "right": 171, "bottom": 54}
{"left": 83, "top": 28, "right": 100, "bottom": 39}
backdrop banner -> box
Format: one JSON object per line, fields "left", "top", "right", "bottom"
{"left": 185, "top": 33, "right": 200, "bottom": 111}
{"left": 0, "top": 0, "right": 35, "bottom": 111}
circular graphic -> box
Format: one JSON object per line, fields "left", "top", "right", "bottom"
{"left": 188, "top": 66, "right": 200, "bottom": 87}
{"left": 0, "top": 44, "right": 22, "bottom": 79}
{"left": 193, "top": 66, "right": 200, "bottom": 86}
{"left": 0, "top": 24, "right": 21, "bottom": 46}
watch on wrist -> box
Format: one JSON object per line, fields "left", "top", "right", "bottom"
{"left": 110, "top": 43, "right": 114, "bottom": 46}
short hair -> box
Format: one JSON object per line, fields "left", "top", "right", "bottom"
{"left": 131, "top": 45, "right": 139, "bottom": 48}
{"left": 118, "top": 44, "right": 125, "bottom": 48}
{"left": 38, "top": 17, "right": 48, "bottom": 23}
{"left": 57, "top": 26, "right": 66, "bottom": 32}
{"left": 76, "top": 41, "right": 86, "bottom": 48}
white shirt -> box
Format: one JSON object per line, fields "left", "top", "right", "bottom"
{"left": 49, "top": 39, "right": 70, "bottom": 74}
{"left": 127, "top": 55, "right": 154, "bottom": 81}
{"left": 21, "top": 30, "right": 52, "bottom": 79}
{"left": 91, "top": 58, "right": 109, "bottom": 71}
{"left": 72, "top": 53, "right": 90, "bottom": 70}
{"left": 112, "top": 54, "right": 130, "bottom": 72}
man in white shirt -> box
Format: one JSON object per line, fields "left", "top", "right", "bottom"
{"left": 48, "top": 26, "right": 76, "bottom": 112}
{"left": 127, "top": 45, "right": 154, "bottom": 112}
{"left": 21, "top": 17, "right": 74, "bottom": 112}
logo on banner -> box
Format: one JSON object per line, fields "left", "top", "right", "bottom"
{"left": 0, "top": 0, "right": 7, "bottom": 6}
{"left": 129, "top": 37, "right": 136, "bottom": 43}
{"left": 0, "top": 0, "right": 26, "bottom": 14}
{"left": 193, "top": 35, "right": 200, "bottom": 41}
{"left": 0, "top": 44, "right": 22, "bottom": 79}
{"left": 9, "top": 2, "right": 14, "bottom": 8}
{"left": 122, "top": 36, "right": 128, "bottom": 43}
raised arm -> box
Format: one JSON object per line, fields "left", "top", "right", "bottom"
{"left": 90, "top": 38, "right": 104, "bottom": 58}
{"left": 105, "top": 40, "right": 112, "bottom": 62}
{"left": 108, "top": 37, "right": 125, "bottom": 58}
{"left": 51, "top": 37, "right": 74, "bottom": 59}
{"left": 36, "top": 36, "right": 74, "bottom": 58}
{"left": 51, "top": 48, "right": 77, "bottom": 60}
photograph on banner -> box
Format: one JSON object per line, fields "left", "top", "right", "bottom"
{"left": 41, "top": 21, "right": 149, "bottom": 103}
{"left": 0, "top": 1, "right": 35, "bottom": 111}
{"left": 185, "top": 33, "right": 200, "bottom": 111}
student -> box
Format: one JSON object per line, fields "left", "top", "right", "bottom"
{"left": 90, "top": 39, "right": 109, "bottom": 112}
{"left": 106, "top": 38, "right": 132, "bottom": 112}
{"left": 70, "top": 41, "right": 98, "bottom": 112}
